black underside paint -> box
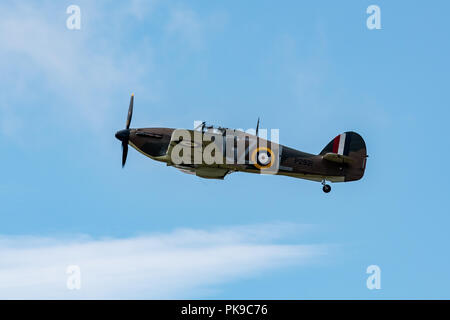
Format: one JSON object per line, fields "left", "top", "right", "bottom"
{"left": 142, "top": 141, "right": 170, "bottom": 157}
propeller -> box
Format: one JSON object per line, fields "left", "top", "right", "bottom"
{"left": 115, "top": 93, "right": 134, "bottom": 167}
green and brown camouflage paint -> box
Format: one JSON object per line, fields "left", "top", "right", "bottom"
{"left": 121, "top": 127, "right": 367, "bottom": 183}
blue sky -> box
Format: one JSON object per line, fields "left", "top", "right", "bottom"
{"left": 0, "top": 0, "right": 449, "bottom": 299}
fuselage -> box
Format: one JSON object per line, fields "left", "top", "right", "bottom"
{"left": 116, "top": 127, "right": 366, "bottom": 182}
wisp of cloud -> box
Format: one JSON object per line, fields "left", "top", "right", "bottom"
{"left": 0, "top": 223, "right": 328, "bottom": 299}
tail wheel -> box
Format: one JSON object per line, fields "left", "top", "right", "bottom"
{"left": 322, "top": 184, "right": 331, "bottom": 193}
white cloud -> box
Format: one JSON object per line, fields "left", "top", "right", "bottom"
{"left": 0, "top": 1, "right": 227, "bottom": 143}
{"left": 0, "top": 223, "right": 328, "bottom": 299}
{"left": 0, "top": 1, "right": 156, "bottom": 138}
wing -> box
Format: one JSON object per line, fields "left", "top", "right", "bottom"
{"left": 173, "top": 165, "right": 231, "bottom": 179}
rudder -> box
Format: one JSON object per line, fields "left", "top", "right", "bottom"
{"left": 320, "top": 131, "right": 368, "bottom": 181}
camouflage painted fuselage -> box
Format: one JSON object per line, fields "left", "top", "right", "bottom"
{"left": 124, "top": 127, "right": 367, "bottom": 183}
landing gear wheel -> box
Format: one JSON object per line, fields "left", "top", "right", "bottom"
{"left": 322, "top": 184, "right": 331, "bottom": 193}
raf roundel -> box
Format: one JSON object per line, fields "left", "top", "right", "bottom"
{"left": 251, "top": 147, "right": 275, "bottom": 170}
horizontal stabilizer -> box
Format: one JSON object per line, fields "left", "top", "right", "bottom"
{"left": 322, "top": 152, "right": 354, "bottom": 164}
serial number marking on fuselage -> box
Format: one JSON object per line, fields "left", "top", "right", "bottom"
{"left": 294, "top": 158, "right": 313, "bottom": 167}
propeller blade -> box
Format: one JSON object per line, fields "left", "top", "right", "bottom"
{"left": 117, "top": 93, "right": 133, "bottom": 168}
{"left": 126, "top": 93, "right": 134, "bottom": 130}
{"left": 122, "top": 141, "right": 128, "bottom": 167}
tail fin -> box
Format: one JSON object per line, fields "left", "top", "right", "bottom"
{"left": 320, "top": 131, "right": 368, "bottom": 181}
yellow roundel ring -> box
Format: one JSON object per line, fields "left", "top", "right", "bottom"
{"left": 251, "top": 146, "right": 275, "bottom": 170}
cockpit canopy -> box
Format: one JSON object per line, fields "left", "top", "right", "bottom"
{"left": 194, "top": 121, "right": 230, "bottom": 134}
